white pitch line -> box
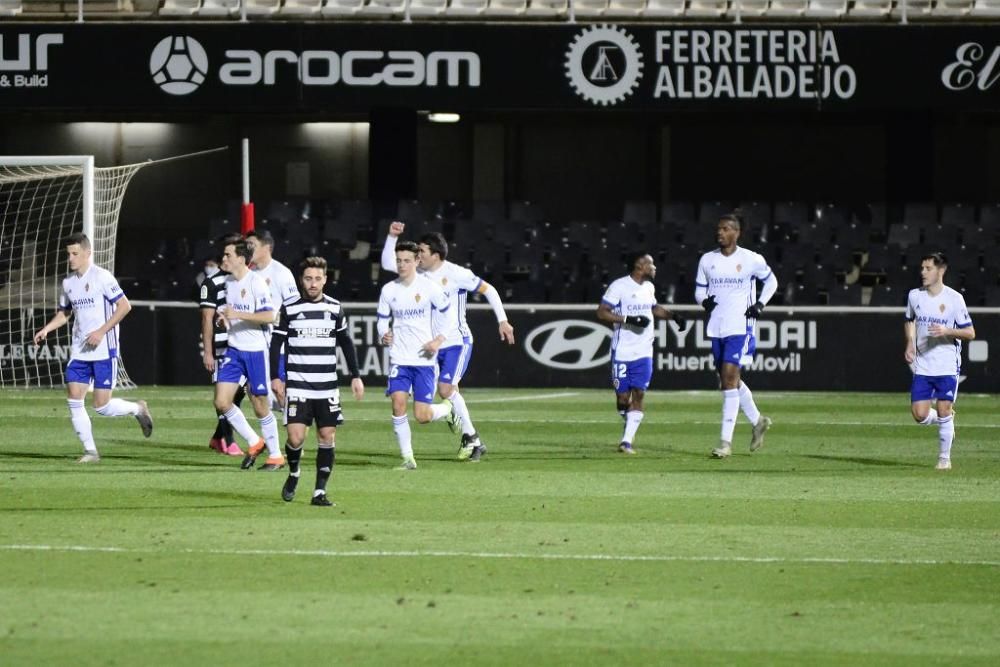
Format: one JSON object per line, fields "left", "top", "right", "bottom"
{"left": 466, "top": 391, "right": 581, "bottom": 404}
{"left": 1, "top": 544, "right": 997, "bottom": 567}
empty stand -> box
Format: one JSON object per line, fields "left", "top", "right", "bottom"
{"left": 524, "top": 0, "right": 567, "bottom": 15}
{"left": 768, "top": 0, "right": 808, "bottom": 15}
{"left": 603, "top": 0, "right": 647, "bottom": 15}
{"left": 198, "top": 0, "right": 239, "bottom": 14}
{"left": 570, "top": 0, "right": 608, "bottom": 15}
{"left": 280, "top": 0, "right": 322, "bottom": 13}
{"left": 804, "top": 0, "right": 847, "bottom": 15}
{"left": 849, "top": 0, "right": 893, "bottom": 16}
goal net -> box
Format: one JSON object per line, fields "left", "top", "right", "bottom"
{"left": 0, "top": 156, "right": 146, "bottom": 388}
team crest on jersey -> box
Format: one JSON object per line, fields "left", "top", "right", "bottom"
{"left": 939, "top": 304, "right": 946, "bottom": 313}
{"left": 736, "top": 264, "right": 742, "bottom": 272}
{"left": 415, "top": 294, "right": 422, "bottom": 303}
{"left": 266, "top": 278, "right": 271, "bottom": 286}
{"left": 241, "top": 289, "right": 247, "bottom": 299}
{"left": 442, "top": 278, "right": 448, "bottom": 286}
{"left": 85, "top": 283, "right": 90, "bottom": 292}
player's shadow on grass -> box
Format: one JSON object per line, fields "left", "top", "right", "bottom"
{"left": 800, "top": 454, "right": 922, "bottom": 468}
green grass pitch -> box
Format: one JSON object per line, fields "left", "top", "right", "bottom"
{"left": 0, "top": 387, "right": 997, "bottom": 666}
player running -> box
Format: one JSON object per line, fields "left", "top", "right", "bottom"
{"left": 694, "top": 212, "right": 777, "bottom": 459}
{"left": 32, "top": 232, "right": 152, "bottom": 463}
{"left": 377, "top": 240, "right": 453, "bottom": 470}
{"left": 271, "top": 256, "right": 364, "bottom": 506}
{"left": 904, "top": 252, "right": 975, "bottom": 470}
{"left": 596, "top": 253, "right": 686, "bottom": 454}
{"left": 381, "top": 222, "right": 514, "bottom": 461}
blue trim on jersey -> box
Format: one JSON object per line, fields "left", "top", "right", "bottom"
{"left": 695, "top": 282, "right": 708, "bottom": 288}
{"left": 106, "top": 292, "right": 125, "bottom": 304}
{"left": 601, "top": 298, "right": 618, "bottom": 308}
{"left": 760, "top": 271, "right": 773, "bottom": 282}
{"left": 377, "top": 312, "right": 391, "bottom": 318}
{"left": 955, "top": 321, "right": 973, "bottom": 328}
{"left": 255, "top": 306, "right": 274, "bottom": 312}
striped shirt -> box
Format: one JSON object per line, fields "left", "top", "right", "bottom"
{"left": 198, "top": 270, "right": 229, "bottom": 358}
{"left": 270, "top": 295, "right": 361, "bottom": 400}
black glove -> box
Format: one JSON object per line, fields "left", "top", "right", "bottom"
{"left": 624, "top": 315, "right": 651, "bottom": 328}
{"left": 744, "top": 301, "right": 765, "bottom": 319}
{"left": 701, "top": 296, "right": 717, "bottom": 313}
{"left": 670, "top": 311, "right": 687, "bottom": 328}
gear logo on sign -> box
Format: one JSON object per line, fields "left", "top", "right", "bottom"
{"left": 149, "top": 36, "right": 209, "bottom": 96}
{"left": 564, "top": 25, "right": 643, "bottom": 107}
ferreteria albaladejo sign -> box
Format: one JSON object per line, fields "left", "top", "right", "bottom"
{"left": 2, "top": 23, "right": 999, "bottom": 112}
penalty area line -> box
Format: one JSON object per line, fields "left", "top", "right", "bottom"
{"left": 1, "top": 544, "right": 997, "bottom": 567}
{"left": 466, "top": 392, "right": 581, "bottom": 404}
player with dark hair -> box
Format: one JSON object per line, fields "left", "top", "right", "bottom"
{"left": 199, "top": 233, "right": 245, "bottom": 457}
{"left": 904, "top": 252, "right": 975, "bottom": 470}
{"left": 215, "top": 238, "right": 285, "bottom": 471}
{"left": 380, "top": 222, "right": 514, "bottom": 462}
{"left": 694, "top": 213, "right": 778, "bottom": 459}
{"left": 377, "top": 240, "right": 453, "bottom": 470}
{"left": 271, "top": 256, "right": 364, "bottom": 506}
{"left": 596, "top": 253, "right": 686, "bottom": 454}
{"left": 32, "top": 232, "right": 152, "bottom": 462}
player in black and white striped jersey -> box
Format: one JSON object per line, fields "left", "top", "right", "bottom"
{"left": 269, "top": 256, "right": 364, "bottom": 507}
{"left": 198, "top": 234, "right": 246, "bottom": 457}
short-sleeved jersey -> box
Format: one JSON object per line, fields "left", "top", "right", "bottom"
{"left": 696, "top": 247, "right": 774, "bottom": 338}
{"left": 377, "top": 275, "right": 450, "bottom": 367}
{"left": 253, "top": 259, "right": 299, "bottom": 324}
{"left": 601, "top": 275, "right": 657, "bottom": 362}
{"left": 905, "top": 285, "right": 973, "bottom": 376}
{"left": 223, "top": 272, "right": 273, "bottom": 352}
{"left": 421, "top": 261, "right": 483, "bottom": 347}
{"left": 59, "top": 263, "right": 126, "bottom": 362}
{"left": 272, "top": 295, "right": 347, "bottom": 400}
{"left": 198, "top": 270, "right": 230, "bottom": 358}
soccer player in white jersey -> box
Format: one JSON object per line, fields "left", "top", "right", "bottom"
{"left": 694, "top": 213, "right": 778, "bottom": 459}
{"left": 381, "top": 222, "right": 515, "bottom": 461}
{"left": 32, "top": 233, "right": 152, "bottom": 463}
{"left": 271, "top": 257, "right": 365, "bottom": 506}
{"left": 214, "top": 238, "right": 285, "bottom": 471}
{"left": 377, "top": 240, "right": 453, "bottom": 470}
{"left": 904, "top": 252, "right": 975, "bottom": 470}
{"left": 246, "top": 230, "right": 300, "bottom": 404}
{"left": 596, "top": 253, "right": 686, "bottom": 454}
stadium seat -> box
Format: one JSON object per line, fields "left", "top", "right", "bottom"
{"left": 509, "top": 200, "right": 546, "bottom": 225}
{"left": 198, "top": 0, "right": 239, "bottom": 14}
{"left": 483, "top": 0, "right": 527, "bottom": 14}
{"left": 772, "top": 201, "right": 809, "bottom": 226}
{"left": 493, "top": 221, "right": 527, "bottom": 246}
{"left": 524, "top": 0, "right": 568, "bottom": 14}
{"left": 685, "top": 0, "right": 729, "bottom": 16}
{"left": 565, "top": 221, "right": 602, "bottom": 248}
{"left": 848, "top": 0, "right": 892, "bottom": 16}
{"left": 243, "top": 0, "right": 281, "bottom": 13}
{"left": 922, "top": 223, "right": 960, "bottom": 247}
{"left": 622, "top": 200, "right": 657, "bottom": 227}
{"left": 405, "top": 0, "right": 448, "bottom": 15}
{"left": 932, "top": 0, "right": 972, "bottom": 14}
{"left": 827, "top": 283, "right": 863, "bottom": 306}
{"left": 660, "top": 201, "right": 695, "bottom": 225}
{"left": 159, "top": 0, "right": 202, "bottom": 11}
{"left": 321, "top": 0, "right": 364, "bottom": 14}
{"left": 446, "top": 0, "right": 488, "bottom": 14}
{"left": 734, "top": 0, "right": 770, "bottom": 15}
{"left": 698, "top": 201, "right": 735, "bottom": 225}
{"left": 869, "top": 284, "right": 903, "bottom": 307}
{"left": 886, "top": 223, "right": 921, "bottom": 248}
{"left": 471, "top": 200, "right": 507, "bottom": 226}
{"left": 803, "top": 0, "right": 847, "bottom": 15}
{"left": 767, "top": 0, "right": 806, "bottom": 14}
{"left": 939, "top": 202, "right": 975, "bottom": 227}
{"left": 396, "top": 199, "right": 432, "bottom": 225}
{"left": 603, "top": 0, "right": 646, "bottom": 15}
{"left": 890, "top": 0, "right": 932, "bottom": 17}
{"left": 280, "top": 0, "right": 322, "bottom": 13}
{"left": 0, "top": 0, "right": 21, "bottom": 15}
{"left": 359, "top": 0, "right": 406, "bottom": 14}
{"left": 902, "top": 202, "right": 937, "bottom": 228}
{"left": 970, "top": 0, "right": 1000, "bottom": 15}
{"left": 570, "top": 0, "right": 608, "bottom": 15}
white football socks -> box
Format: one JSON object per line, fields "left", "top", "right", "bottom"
{"left": 94, "top": 398, "right": 139, "bottom": 418}
{"left": 721, "top": 389, "right": 740, "bottom": 442}
{"left": 67, "top": 398, "right": 97, "bottom": 453}
{"left": 449, "top": 391, "right": 476, "bottom": 436}
{"left": 259, "top": 413, "right": 281, "bottom": 457}
{"left": 224, "top": 405, "right": 260, "bottom": 445}
{"left": 393, "top": 415, "right": 413, "bottom": 459}
{"left": 622, "top": 410, "right": 644, "bottom": 445}
{"left": 919, "top": 408, "right": 939, "bottom": 426}
{"left": 429, "top": 403, "right": 451, "bottom": 422}
{"left": 938, "top": 414, "right": 954, "bottom": 460}
{"left": 738, "top": 381, "right": 761, "bottom": 426}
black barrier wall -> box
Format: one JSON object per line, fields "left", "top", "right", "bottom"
{"left": 3, "top": 24, "right": 1000, "bottom": 112}
{"left": 14, "top": 304, "right": 980, "bottom": 392}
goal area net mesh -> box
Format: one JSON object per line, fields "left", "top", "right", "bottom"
{"left": 0, "top": 157, "right": 145, "bottom": 388}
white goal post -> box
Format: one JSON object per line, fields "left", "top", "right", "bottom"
{"left": 0, "top": 155, "right": 146, "bottom": 388}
